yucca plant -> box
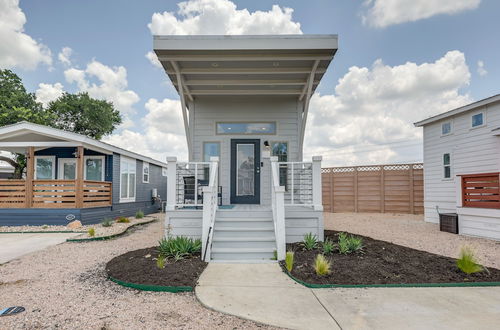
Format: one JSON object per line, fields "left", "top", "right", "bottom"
{"left": 314, "top": 254, "right": 331, "bottom": 276}
{"left": 285, "top": 251, "right": 294, "bottom": 272}
{"left": 322, "top": 238, "right": 335, "bottom": 255}
{"left": 156, "top": 255, "right": 166, "bottom": 269}
{"left": 88, "top": 227, "right": 95, "bottom": 237}
{"left": 158, "top": 236, "right": 202, "bottom": 260}
{"left": 338, "top": 232, "right": 363, "bottom": 254}
{"left": 135, "top": 210, "right": 144, "bottom": 219}
{"left": 456, "top": 246, "right": 483, "bottom": 275}
{"left": 301, "top": 233, "right": 319, "bottom": 250}
{"left": 101, "top": 218, "right": 113, "bottom": 227}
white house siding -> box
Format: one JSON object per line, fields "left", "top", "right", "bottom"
{"left": 190, "top": 96, "right": 302, "bottom": 205}
{"left": 423, "top": 102, "right": 500, "bottom": 235}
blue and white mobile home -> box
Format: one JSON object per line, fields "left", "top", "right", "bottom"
{"left": 0, "top": 122, "right": 167, "bottom": 226}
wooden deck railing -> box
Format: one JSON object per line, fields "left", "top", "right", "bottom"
{"left": 0, "top": 179, "right": 112, "bottom": 208}
{"left": 461, "top": 173, "right": 500, "bottom": 209}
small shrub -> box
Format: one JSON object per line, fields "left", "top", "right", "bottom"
{"left": 156, "top": 255, "right": 166, "bottom": 269}
{"left": 456, "top": 246, "right": 483, "bottom": 275}
{"left": 88, "top": 227, "right": 95, "bottom": 237}
{"left": 314, "top": 254, "right": 331, "bottom": 276}
{"left": 301, "top": 233, "right": 319, "bottom": 250}
{"left": 135, "top": 210, "right": 144, "bottom": 219}
{"left": 116, "top": 216, "right": 130, "bottom": 223}
{"left": 101, "top": 218, "right": 113, "bottom": 227}
{"left": 338, "top": 232, "right": 363, "bottom": 254}
{"left": 42, "top": 224, "right": 48, "bottom": 229}
{"left": 322, "top": 238, "right": 335, "bottom": 255}
{"left": 285, "top": 251, "right": 294, "bottom": 272}
{"left": 158, "top": 236, "right": 202, "bottom": 260}
{"left": 272, "top": 250, "right": 277, "bottom": 260}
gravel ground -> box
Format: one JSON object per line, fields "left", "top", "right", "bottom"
{"left": 324, "top": 212, "right": 500, "bottom": 269}
{"left": 0, "top": 219, "right": 274, "bottom": 329}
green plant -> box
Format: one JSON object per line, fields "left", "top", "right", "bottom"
{"left": 41, "top": 224, "right": 48, "bottom": 229}
{"left": 158, "top": 236, "right": 202, "bottom": 260}
{"left": 314, "top": 254, "right": 331, "bottom": 276}
{"left": 116, "top": 216, "right": 130, "bottom": 223}
{"left": 101, "top": 218, "right": 113, "bottom": 227}
{"left": 88, "top": 227, "right": 95, "bottom": 237}
{"left": 135, "top": 210, "right": 144, "bottom": 219}
{"left": 322, "top": 238, "right": 335, "bottom": 255}
{"left": 301, "top": 233, "right": 319, "bottom": 250}
{"left": 156, "top": 255, "right": 166, "bottom": 269}
{"left": 272, "top": 250, "right": 278, "bottom": 260}
{"left": 337, "top": 232, "right": 363, "bottom": 254}
{"left": 285, "top": 251, "right": 294, "bottom": 272}
{"left": 456, "top": 246, "right": 483, "bottom": 275}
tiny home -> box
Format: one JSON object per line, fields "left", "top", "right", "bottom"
{"left": 154, "top": 35, "right": 338, "bottom": 261}
{"left": 0, "top": 122, "right": 167, "bottom": 226}
{"left": 415, "top": 94, "right": 500, "bottom": 240}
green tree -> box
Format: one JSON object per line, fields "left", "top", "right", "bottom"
{"left": 0, "top": 69, "right": 122, "bottom": 178}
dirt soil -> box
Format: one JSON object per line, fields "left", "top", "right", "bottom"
{"left": 106, "top": 247, "right": 207, "bottom": 287}
{"left": 283, "top": 230, "right": 500, "bottom": 285}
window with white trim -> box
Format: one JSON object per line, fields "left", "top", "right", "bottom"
{"left": 471, "top": 113, "right": 484, "bottom": 127}
{"left": 143, "top": 162, "right": 150, "bottom": 183}
{"left": 441, "top": 122, "right": 452, "bottom": 135}
{"left": 120, "top": 156, "right": 136, "bottom": 202}
{"left": 443, "top": 153, "right": 451, "bottom": 179}
{"left": 34, "top": 156, "right": 55, "bottom": 179}
{"left": 84, "top": 156, "right": 105, "bottom": 181}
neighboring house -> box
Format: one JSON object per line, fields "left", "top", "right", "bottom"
{"left": 415, "top": 94, "right": 500, "bottom": 240}
{"left": 155, "top": 35, "right": 338, "bottom": 261}
{"left": 0, "top": 122, "right": 167, "bottom": 226}
{"left": 0, "top": 163, "right": 14, "bottom": 179}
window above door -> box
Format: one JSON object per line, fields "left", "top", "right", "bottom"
{"left": 216, "top": 122, "right": 276, "bottom": 135}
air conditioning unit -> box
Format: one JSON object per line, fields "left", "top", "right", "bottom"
{"left": 151, "top": 188, "right": 158, "bottom": 198}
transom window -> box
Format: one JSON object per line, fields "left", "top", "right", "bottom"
{"left": 472, "top": 113, "right": 484, "bottom": 127}
{"left": 443, "top": 153, "right": 451, "bottom": 179}
{"left": 142, "top": 162, "right": 150, "bottom": 183}
{"left": 120, "top": 156, "right": 136, "bottom": 202}
{"left": 216, "top": 122, "right": 276, "bottom": 135}
{"left": 441, "top": 122, "right": 452, "bottom": 135}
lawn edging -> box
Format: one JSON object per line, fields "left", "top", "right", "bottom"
{"left": 0, "top": 230, "right": 83, "bottom": 234}
{"left": 66, "top": 218, "right": 157, "bottom": 242}
{"left": 281, "top": 265, "right": 500, "bottom": 288}
{"left": 108, "top": 275, "right": 193, "bottom": 293}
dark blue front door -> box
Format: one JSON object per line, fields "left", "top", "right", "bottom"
{"left": 230, "top": 139, "right": 260, "bottom": 204}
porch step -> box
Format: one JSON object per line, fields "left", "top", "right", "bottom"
{"left": 212, "top": 236, "right": 276, "bottom": 249}
{"left": 211, "top": 247, "right": 276, "bottom": 261}
{"left": 215, "top": 218, "right": 274, "bottom": 228}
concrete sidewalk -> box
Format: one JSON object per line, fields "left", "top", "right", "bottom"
{"left": 0, "top": 233, "right": 79, "bottom": 264}
{"left": 196, "top": 263, "right": 500, "bottom": 330}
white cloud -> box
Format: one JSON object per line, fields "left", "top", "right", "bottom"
{"left": 58, "top": 47, "right": 73, "bottom": 66}
{"left": 363, "top": 0, "right": 481, "bottom": 28}
{"left": 304, "top": 50, "right": 472, "bottom": 166}
{"left": 64, "top": 60, "right": 140, "bottom": 116}
{"left": 0, "top": 0, "right": 52, "bottom": 69}
{"left": 103, "top": 98, "right": 187, "bottom": 162}
{"left": 148, "top": 0, "right": 302, "bottom": 35}
{"left": 477, "top": 60, "right": 487, "bottom": 76}
{"left": 145, "top": 51, "right": 162, "bottom": 69}
{"left": 35, "top": 82, "right": 64, "bottom": 107}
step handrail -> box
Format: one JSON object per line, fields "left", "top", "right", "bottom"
{"left": 270, "top": 156, "right": 286, "bottom": 260}
{"left": 201, "top": 157, "right": 219, "bottom": 261}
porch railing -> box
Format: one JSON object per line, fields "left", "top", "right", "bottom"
{"left": 270, "top": 157, "right": 286, "bottom": 260}
{"left": 0, "top": 179, "right": 112, "bottom": 208}
{"left": 460, "top": 172, "right": 500, "bottom": 209}
{"left": 174, "top": 161, "right": 211, "bottom": 207}
{"left": 202, "top": 157, "right": 219, "bottom": 261}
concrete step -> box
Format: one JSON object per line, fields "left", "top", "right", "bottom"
{"left": 211, "top": 247, "right": 276, "bottom": 260}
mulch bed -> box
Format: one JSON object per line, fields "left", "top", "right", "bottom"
{"left": 281, "top": 230, "right": 500, "bottom": 285}
{"left": 106, "top": 247, "right": 207, "bottom": 287}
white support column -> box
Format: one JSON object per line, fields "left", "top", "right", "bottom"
{"left": 166, "top": 156, "right": 177, "bottom": 211}
{"left": 312, "top": 156, "right": 323, "bottom": 211}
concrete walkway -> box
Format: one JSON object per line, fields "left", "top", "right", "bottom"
{"left": 196, "top": 263, "right": 500, "bottom": 330}
{"left": 0, "top": 233, "right": 79, "bottom": 264}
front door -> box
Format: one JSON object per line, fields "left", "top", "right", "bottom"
{"left": 230, "top": 139, "right": 260, "bottom": 204}
{"left": 58, "top": 158, "right": 76, "bottom": 180}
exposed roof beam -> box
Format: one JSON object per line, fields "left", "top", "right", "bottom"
{"left": 169, "top": 61, "right": 194, "bottom": 102}
{"left": 189, "top": 90, "right": 303, "bottom": 95}
{"left": 172, "top": 62, "right": 192, "bottom": 154}
{"left": 158, "top": 55, "right": 332, "bottom": 62}
{"left": 173, "top": 79, "right": 320, "bottom": 86}
{"left": 299, "top": 60, "right": 320, "bottom": 101}
{"left": 165, "top": 67, "right": 327, "bottom": 75}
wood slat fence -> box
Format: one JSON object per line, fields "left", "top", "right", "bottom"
{"left": 322, "top": 163, "right": 424, "bottom": 214}
{"left": 460, "top": 172, "right": 500, "bottom": 209}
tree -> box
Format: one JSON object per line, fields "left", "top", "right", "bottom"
{"left": 0, "top": 69, "right": 122, "bottom": 178}
{"left": 47, "top": 92, "right": 121, "bottom": 140}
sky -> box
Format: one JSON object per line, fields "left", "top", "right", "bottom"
{"left": 1, "top": 0, "right": 499, "bottom": 166}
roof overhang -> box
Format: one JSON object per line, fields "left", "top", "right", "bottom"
{"left": 0, "top": 122, "right": 167, "bottom": 167}
{"left": 414, "top": 94, "right": 500, "bottom": 127}
{"left": 153, "top": 35, "right": 338, "bottom": 98}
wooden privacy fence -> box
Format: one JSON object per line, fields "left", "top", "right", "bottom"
{"left": 322, "top": 163, "right": 424, "bottom": 214}
{"left": 460, "top": 172, "right": 500, "bottom": 209}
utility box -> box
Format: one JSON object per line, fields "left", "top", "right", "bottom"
{"left": 439, "top": 213, "right": 459, "bottom": 234}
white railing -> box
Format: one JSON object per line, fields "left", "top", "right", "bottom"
{"left": 166, "top": 157, "right": 211, "bottom": 208}
{"left": 270, "top": 156, "right": 286, "bottom": 261}
{"left": 278, "top": 156, "right": 323, "bottom": 211}
{"left": 201, "top": 157, "right": 219, "bottom": 261}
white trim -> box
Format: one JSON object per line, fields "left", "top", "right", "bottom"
{"left": 34, "top": 156, "right": 56, "bottom": 180}
{"left": 0, "top": 122, "right": 167, "bottom": 168}
{"left": 84, "top": 155, "right": 105, "bottom": 181}
{"left": 142, "top": 161, "right": 150, "bottom": 183}
{"left": 442, "top": 152, "right": 452, "bottom": 180}
{"left": 58, "top": 158, "right": 77, "bottom": 180}
{"left": 470, "top": 111, "right": 486, "bottom": 129}
{"left": 440, "top": 121, "right": 453, "bottom": 136}
{"left": 119, "top": 156, "right": 136, "bottom": 203}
